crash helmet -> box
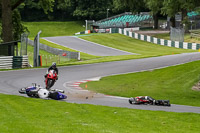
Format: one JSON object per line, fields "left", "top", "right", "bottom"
{"left": 38, "top": 88, "right": 49, "bottom": 99}
{"left": 52, "top": 62, "right": 56, "bottom": 69}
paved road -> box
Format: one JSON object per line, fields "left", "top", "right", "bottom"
{"left": 43, "top": 36, "right": 134, "bottom": 56}
{"left": 1, "top": 52, "right": 200, "bottom": 113}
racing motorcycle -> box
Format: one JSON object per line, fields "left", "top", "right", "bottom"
{"left": 19, "top": 83, "right": 67, "bottom": 100}
{"left": 45, "top": 70, "right": 58, "bottom": 89}
{"left": 129, "top": 96, "right": 171, "bottom": 106}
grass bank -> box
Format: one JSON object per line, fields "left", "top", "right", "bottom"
{"left": 80, "top": 60, "right": 200, "bottom": 106}
{"left": 24, "top": 21, "right": 85, "bottom": 37}
{"left": 0, "top": 94, "right": 199, "bottom": 133}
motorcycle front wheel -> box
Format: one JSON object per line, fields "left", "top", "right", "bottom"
{"left": 46, "top": 79, "right": 55, "bottom": 90}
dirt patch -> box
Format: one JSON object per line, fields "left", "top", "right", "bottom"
{"left": 192, "top": 82, "right": 200, "bottom": 91}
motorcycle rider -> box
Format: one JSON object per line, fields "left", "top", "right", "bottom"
{"left": 44, "top": 62, "right": 58, "bottom": 80}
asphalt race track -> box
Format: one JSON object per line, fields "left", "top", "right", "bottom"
{"left": 43, "top": 36, "right": 134, "bottom": 56}
{"left": 1, "top": 52, "right": 200, "bottom": 113}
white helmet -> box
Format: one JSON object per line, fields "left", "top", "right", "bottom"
{"left": 38, "top": 88, "right": 49, "bottom": 99}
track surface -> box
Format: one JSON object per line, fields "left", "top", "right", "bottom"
{"left": 43, "top": 36, "right": 134, "bottom": 56}
{"left": 1, "top": 52, "right": 200, "bottom": 113}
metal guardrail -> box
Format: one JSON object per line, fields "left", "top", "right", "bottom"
{"left": 0, "top": 56, "right": 29, "bottom": 69}
{"left": 0, "top": 56, "right": 13, "bottom": 69}
{"left": 28, "top": 39, "right": 80, "bottom": 60}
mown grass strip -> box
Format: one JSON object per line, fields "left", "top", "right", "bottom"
{"left": 80, "top": 60, "right": 200, "bottom": 106}
{"left": 24, "top": 21, "right": 85, "bottom": 37}
{"left": 0, "top": 94, "right": 199, "bottom": 133}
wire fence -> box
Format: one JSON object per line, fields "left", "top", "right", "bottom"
{"left": 28, "top": 53, "right": 72, "bottom": 66}
{"left": 20, "top": 33, "right": 28, "bottom": 56}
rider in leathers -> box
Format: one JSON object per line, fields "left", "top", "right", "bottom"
{"left": 45, "top": 62, "right": 58, "bottom": 80}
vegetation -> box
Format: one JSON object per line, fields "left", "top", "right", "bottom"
{"left": 81, "top": 60, "right": 200, "bottom": 106}
{"left": 1, "top": 0, "right": 54, "bottom": 42}
{"left": 0, "top": 93, "right": 200, "bottom": 133}
{"left": 1, "top": 0, "right": 200, "bottom": 42}
{"left": 114, "top": 0, "right": 200, "bottom": 30}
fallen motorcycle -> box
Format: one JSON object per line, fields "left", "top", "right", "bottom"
{"left": 19, "top": 83, "right": 67, "bottom": 100}
{"left": 129, "top": 96, "right": 170, "bottom": 106}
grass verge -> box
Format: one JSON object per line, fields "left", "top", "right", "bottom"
{"left": 80, "top": 60, "right": 200, "bottom": 106}
{"left": 0, "top": 94, "right": 199, "bottom": 133}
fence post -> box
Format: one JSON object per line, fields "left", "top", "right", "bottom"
{"left": 34, "top": 30, "right": 42, "bottom": 67}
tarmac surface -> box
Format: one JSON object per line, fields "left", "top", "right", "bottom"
{"left": 43, "top": 36, "right": 134, "bottom": 56}
{"left": 1, "top": 52, "right": 200, "bottom": 113}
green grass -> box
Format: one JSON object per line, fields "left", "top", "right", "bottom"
{"left": 22, "top": 21, "right": 197, "bottom": 67}
{"left": 152, "top": 33, "right": 200, "bottom": 44}
{"left": 0, "top": 94, "right": 199, "bottom": 133}
{"left": 79, "top": 34, "right": 196, "bottom": 56}
{"left": 81, "top": 60, "right": 200, "bottom": 106}
{"left": 19, "top": 33, "right": 199, "bottom": 67}
{"left": 24, "top": 21, "right": 85, "bottom": 38}
{"left": 27, "top": 44, "right": 53, "bottom": 66}
{"left": 41, "top": 33, "right": 196, "bottom": 66}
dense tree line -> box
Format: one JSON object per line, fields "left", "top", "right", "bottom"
{"left": 1, "top": 0, "right": 200, "bottom": 42}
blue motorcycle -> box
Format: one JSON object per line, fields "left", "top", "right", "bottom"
{"left": 19, "top": 83, "right": 67, "bottom": 100}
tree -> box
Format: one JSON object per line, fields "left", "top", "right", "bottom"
{"left": 161, "top": 0, "right": 200, "bottom": 32}
{"left": 1, "top": 0, "right": 55, "bottom": 42}
{"left": 145, "top": 0, "right": 163, "bottom": 29}
{"left": 58, "top": 0, "right": 114, "bottom": 20}
{"left": 2, "top": 0, "right": 13, "bottom": 42}
{"left": 114, "top": 0, "right": 148, "bottom": 13}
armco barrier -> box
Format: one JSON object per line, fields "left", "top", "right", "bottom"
{"left": 28, "top": 39, "right": 80, "bottom": 60}
{"left": 117, "top": 28, "right": 200, "bottom": 50}
{"left": 13, "top": 56, "right": 29, "bottom": 69}
{"left": 0, "top": 56, "right": 13, "bottom": 69}
{"left": 0, "top": 56, "right": 29, "bottom": 69}
{"left": 75, "top": 30, "right": 91, "bottom": 35}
